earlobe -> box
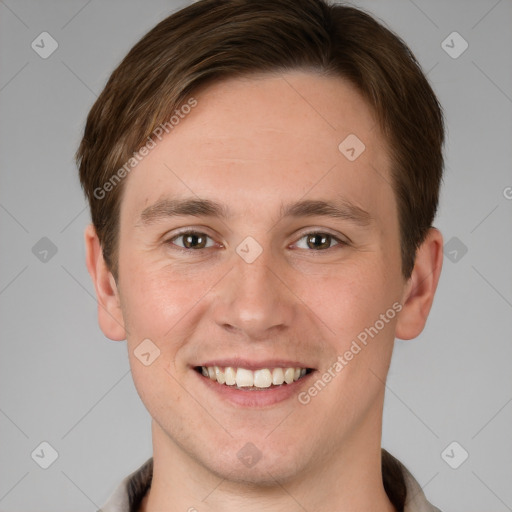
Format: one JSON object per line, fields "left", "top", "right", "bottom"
{"left": 395, "top": 228, "right": 443, "bottom": 340}
{"left": 84, "top": 224, "right": 126, "bottom": 341}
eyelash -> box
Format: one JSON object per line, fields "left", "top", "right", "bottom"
{"left": 165, "top": 229, "right": 348, "bottom": 252}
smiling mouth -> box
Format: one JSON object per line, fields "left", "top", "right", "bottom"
{"left": 194, "top": 366, "right": 314, "bottom": 390}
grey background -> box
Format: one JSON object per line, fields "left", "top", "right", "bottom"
{"left": 0, "top": 0, "right": 511, "bottom": 510}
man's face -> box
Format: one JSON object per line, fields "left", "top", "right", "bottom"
{"left": 113, "top": 72, "right": 409, "bottom": 482}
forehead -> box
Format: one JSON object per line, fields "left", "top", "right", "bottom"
{"left": 120, "top": 71, "right": 394, "bottom": 222}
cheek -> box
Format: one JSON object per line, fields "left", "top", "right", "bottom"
{"left": 117, "top": 259, "right": 224, "bottom": 393}
{"left": 120, "top": 267, "right": 201, "bottom": 413}
{"left": 298, "top": 264, "right": 399, "bottom": 420}
{"left": 302, "top": 256, "right": 402, "bottom": 398}
{"left": 118, "top": 256, "right": 211, "bottom": 338}
{"left": 307, "top": 259, "right": 397, "bottom": 335}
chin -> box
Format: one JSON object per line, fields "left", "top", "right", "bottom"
{"left": 209, "top": 455, "right": 302, "bottom": 487}
{"left": 194, "top": 437, "right": 309, "bottom": 487}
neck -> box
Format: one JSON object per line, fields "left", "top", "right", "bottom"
{"left": 140, "top": 409, "right": 396, "bottom": 512}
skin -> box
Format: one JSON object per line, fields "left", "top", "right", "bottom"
{"left": 86, "top": 71, "right": 443, "bottom": 512}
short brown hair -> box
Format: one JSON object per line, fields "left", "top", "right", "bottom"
{"left": 77, "top": 0, "right": 444, "bottom": 279}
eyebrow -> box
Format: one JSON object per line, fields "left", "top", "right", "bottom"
{"left": 138, "top": 197, "right": 372, "bottom": 227}
{"left": 139, "top": 198, "right": 228, "bottom": 225}
{"left": 280, "top": 199, "right": 372, "bottom": 226}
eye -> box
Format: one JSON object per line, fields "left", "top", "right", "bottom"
{"left": 168, "top": 231, "right": 216, "bottom": 250}
{"left": 293, "top": 232, "right": 345, "bottom": 251}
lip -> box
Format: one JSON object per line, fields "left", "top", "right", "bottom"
{"left": 198, "top": 359, "right": 314, "bottom": 371}
{"left": 192, "top": 365, "right": 316, "bottom": 408}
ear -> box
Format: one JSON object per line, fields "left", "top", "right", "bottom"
{"left": 84, "top": 224, "right": 126, "bottom": 341}
{"left": 395, "top": 227, "right": 443, "bottom": 340}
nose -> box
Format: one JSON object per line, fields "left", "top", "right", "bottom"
{"left": 212, "top": 245, "right": 297, "bottom": 341}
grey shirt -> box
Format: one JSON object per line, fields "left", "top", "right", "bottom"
{"left": 98, "top": 450, "right": 441, "bottom": 512}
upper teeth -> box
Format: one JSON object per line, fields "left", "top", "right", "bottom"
{"left": 201, "top": 366, "right": 307, "bottom": 388}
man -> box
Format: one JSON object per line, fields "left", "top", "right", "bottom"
{"left": 77, "top": 0, "right": 444, "bottom": 510}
